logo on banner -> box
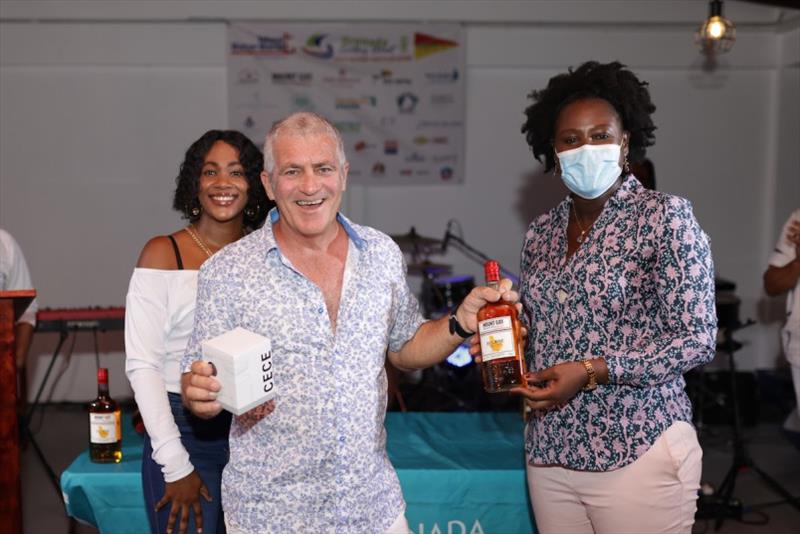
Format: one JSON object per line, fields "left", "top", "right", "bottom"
{"left": 341, "top": 35, "right": 397, "bottom": 55}
{"left": 237, "top": 68, "right": 260, "bottom": 84}
{"left": 335, "top": 96, "right": 377, "bottom": 110}
{"left": 405, "top": 152, "right": 426, "bottom": 163}
{"left": 231, "top": 33, "right": 295, "bottom": 56}
{"left": 414, "top": 519, "right": 485, "bottom": 534}
{"left": 384, "top": 140, "right": 398, "bottom": 155}
{"left": 372, "top": 69, "right": 412, "bottom": 85}
{"left": 371, "top": 162, "right": 386, "bottom": 176}
{"left": 291, "top": 95, "right": 315, "bottom": 111}
{"left": 440, "top": 166, "right": 454, "bottom": 180}
{"left": 397, "top": 92, "right": 419, "bottom": 113}
{"left": 334, "top": 121, "right": 362, "bottom": 134}
{"left": 354, "top": 140, "right": 376, "bottom": 152}
{"left": 323, "top": 68, "right": 362, "bottom": 85}
{"left": 303, "top": 33, "right": 334, "bottom": 59}
{"left": 271, "top": 72, "right": 313, "bottom": 85}
{"left": 337, "top": 35, "right": 411, "bottom": 60}
{"left": 414, "top": 33, "right": 459, "bottom": 59}
{"left": 424, "top": 69, "right": 460, "bottom": 83}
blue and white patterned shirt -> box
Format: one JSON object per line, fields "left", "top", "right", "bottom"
{"left": 182, "top": 210, "right": 425, "bottom": 533}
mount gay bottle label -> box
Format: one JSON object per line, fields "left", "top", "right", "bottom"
{"left": 478, "top": 316, "right": 516, "bottom": 362}
{"left": 90, "top": 412, "right": 121, "bottom": 444}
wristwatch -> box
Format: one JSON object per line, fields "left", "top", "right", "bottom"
{"left": 448, "top": 307, "right": 475, "bottom": 339}
{"left": 581, "top": 359, "right": 597, "bottom": 391}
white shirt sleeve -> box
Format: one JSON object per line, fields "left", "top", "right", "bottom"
{"left": 125, "top": 270, "right": 194, "bottom": 482}
{"left": 769, "top": 209, "right": 800, "bottom": 268}
{"left": 0, "top": 229, "right": 39, "bottom": 326}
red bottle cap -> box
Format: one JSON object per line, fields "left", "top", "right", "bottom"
{"left": 484, "top": 260, "right": 500, "bottom": 283}
{"left": 97, "top": 367, "right": 108, "bottom": 384}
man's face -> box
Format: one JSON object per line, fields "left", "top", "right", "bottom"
{"left": 261, "top": 132, "right": 347, "bottom": 241}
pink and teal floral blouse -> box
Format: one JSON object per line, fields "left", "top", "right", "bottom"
{"left": 520, "top": 176, "right": 717, "bottom": 471}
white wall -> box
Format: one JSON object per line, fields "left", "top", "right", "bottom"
{"left": 1, "top": 1, "right": 798, "bottom": 401}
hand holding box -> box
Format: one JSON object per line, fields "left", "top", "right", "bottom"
{"left": 201, "top": 327, "right": 275, "bottom": 416}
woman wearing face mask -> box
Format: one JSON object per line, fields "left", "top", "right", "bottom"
{"left": 514, "top": 62, "right": 717, "bottom": 533}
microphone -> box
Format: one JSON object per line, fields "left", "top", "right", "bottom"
{"left": 441, "top": 220, "right": 453, "bottom": 253}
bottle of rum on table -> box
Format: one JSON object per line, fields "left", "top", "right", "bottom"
{"left": 89, "top": 367, "right": 122, "bottom": 463}
{"left": 478, "top": 260, "right": 527, "bottom": 392}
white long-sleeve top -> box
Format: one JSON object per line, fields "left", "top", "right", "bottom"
{"left": 125, "top": 268, "right": 198, "bottom": 482}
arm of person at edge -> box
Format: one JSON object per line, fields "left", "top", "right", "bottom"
{"left": 764, "top": 217, "right": 800, "bottom": 296}
{"left": 509, "top": 197, "right": 718, "bottom": 410}
{"left": 14, "top": 321, "right": 34, "bottom": 369}
{"left": 388, "top": 278, "right": 522, "bottom": 372}
{"left": 130, "top": 237, "right": 210, "bottom": 534}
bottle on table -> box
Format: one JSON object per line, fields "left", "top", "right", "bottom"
{"left": 88, "top": 367, "right": 122, "bottom": 463}
{"left": 478, "top": 260, "right": 527, "bottom": 393}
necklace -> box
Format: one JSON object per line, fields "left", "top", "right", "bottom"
{"left": 572, "top": 203, "right": 589, "bottom": 244}
{"left": 184, "top": 225, "right": 213, "bottom": 258}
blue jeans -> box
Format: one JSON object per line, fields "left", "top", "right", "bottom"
{"left": 142, "top": 392, "right": 231, "bottom": 534}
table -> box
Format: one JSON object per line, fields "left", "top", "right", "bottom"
{"left": 61, "top": 412, "right": 536, "bottom": 534}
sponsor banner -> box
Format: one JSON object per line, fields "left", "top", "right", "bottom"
{"left": 228, "top": 23, "right": 465, "bottom": 185}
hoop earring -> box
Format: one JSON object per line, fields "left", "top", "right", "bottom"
{"left": 190, "top": 205, "right": 201, "bottom": 218}
{"left": 244, "top": 203, "right": 259, "bottom": 220}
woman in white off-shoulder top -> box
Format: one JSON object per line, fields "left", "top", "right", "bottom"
{"left": 125, "top": 130, "right": 272, "bottom": 534}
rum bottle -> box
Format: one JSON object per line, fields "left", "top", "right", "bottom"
{"left": 478, "top": 260, "right": 527, "bottom": 392}
{"left": 89, "top": 367, "right": 122, "bottom": 463}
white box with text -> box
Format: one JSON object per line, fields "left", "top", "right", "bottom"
{"left": 201, "top": 327, "right": 275, "bottom": 416}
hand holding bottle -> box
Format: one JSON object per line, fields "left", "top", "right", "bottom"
{"left": 457, "top": 277, "right": 520, "bottom": 339}
{"left": 510, "top": 358, "right": 609, "bottom": 410}
{"left": 466, "top": 279, "right": 527, "bottom": 360}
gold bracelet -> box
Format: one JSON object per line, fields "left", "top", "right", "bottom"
{"left": 581, "top": 359, "right": 597, "bottom": 392}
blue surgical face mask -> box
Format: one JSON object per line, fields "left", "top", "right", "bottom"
{"left": 556, "top": 143, "right": 622, "bottom": 199}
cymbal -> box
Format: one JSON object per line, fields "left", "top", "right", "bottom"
{"left": 406, "top": 261, "right": 452, "bottom": 276}
{"left": 390, "top": 226, "right": 442, "bottom": 252}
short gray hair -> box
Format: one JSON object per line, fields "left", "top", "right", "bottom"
{"left": 263, "top": 112, "right": 347, "bottom": 175}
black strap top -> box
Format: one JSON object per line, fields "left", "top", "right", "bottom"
{"left": 167, "top": 235, "right": 184, "bottom": 270}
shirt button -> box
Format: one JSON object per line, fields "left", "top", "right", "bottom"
{"left": 338, "top": 436, "right": 346, "bottom": 443}
{"left": 318, "top": 307, "right": 324, "bottom": 314}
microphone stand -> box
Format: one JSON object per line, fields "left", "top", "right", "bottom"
{"left": 442, "top": 228, "right": 520, "bottom": 286}
{"left": 706, "top": 319, "right": 800, "bottom": 530}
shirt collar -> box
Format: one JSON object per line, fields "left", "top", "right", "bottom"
{"left": 606, "top": 174, "right": 641, "bottom": 208}
{"left": 262, "top": 207, "right": 368, "bottom": 252}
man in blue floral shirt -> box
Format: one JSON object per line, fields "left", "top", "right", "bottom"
{"left": 181, "top": 112, "right": 516, "bottom": 533}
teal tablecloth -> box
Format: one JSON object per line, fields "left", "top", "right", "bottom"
{"left": 61, "top": 412, "right": 535, "bottom": 534}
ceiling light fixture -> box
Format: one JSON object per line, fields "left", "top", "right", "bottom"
{"left": 696, "top": 0, "right": 736, "bottom": 54}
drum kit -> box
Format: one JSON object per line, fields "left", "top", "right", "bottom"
{"left": 389, "top": 226, "right": 475, "bottom": 319}
{"left": 389, "top": 226, "right": 520, "bottom": 412}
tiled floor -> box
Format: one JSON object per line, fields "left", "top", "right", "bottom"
{"left": 19, "top": 402, "right": 800, "bottom": 534}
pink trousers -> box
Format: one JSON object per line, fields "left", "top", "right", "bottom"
{"left": 527, "top": 421, "right": 702, "bottom": 534}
